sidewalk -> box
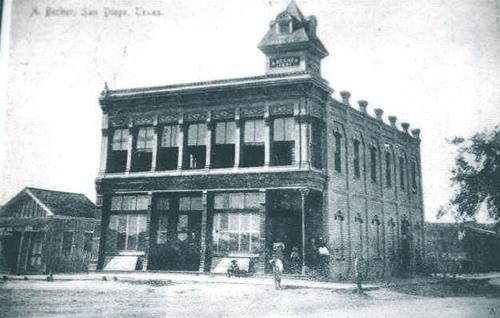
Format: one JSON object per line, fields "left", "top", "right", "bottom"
{"left": 2, "top": 271, "right": 379, "bottom": 291}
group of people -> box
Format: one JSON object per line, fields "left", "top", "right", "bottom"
{"left": 228, "top": 237, "right": 365, "bottom": 292}
{"left": 269, "top": 237, "right": 331, "bottom": 289}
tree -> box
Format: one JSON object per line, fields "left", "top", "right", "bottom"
{"left": 443, "top": 126, "right": 500, "bottom": 222}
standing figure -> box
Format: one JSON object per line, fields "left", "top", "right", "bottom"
{"left": 270, "top": 256, "right": 284, "bottom": 290}
{"left": 273, "top": 239, "right": 286, "bottom": 260}
{"left": 307, "top": 237, "right": 319, "bottom": 275}
{"left": 289, "top": 246, "right": 301, "bottom": 274}
{"left": 317, "top": 239, "right": 330, "bottom": 279}
{"left": 354, "top": 255, "right": 364, "bottom": 293}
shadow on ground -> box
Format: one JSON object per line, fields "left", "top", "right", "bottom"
{"left": 390, "top": 278, "right": 500, "bottom": 298}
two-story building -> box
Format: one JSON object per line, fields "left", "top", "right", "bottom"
{"left": 95, "top": 1, "right": 425, "bottom": 279}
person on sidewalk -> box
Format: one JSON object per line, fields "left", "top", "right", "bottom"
{"left": 354, "top": 255, "right": 364, "bottom": 293}
{"left": 227, "top": 260, "right": 241, "bottom": 277}
{"left": 289, "top": 246, "right": 301, "bottom": 274}
{"left": 269, "top": 255, "right": 284, "bottom": 290}
{"left": 318, "top": 239, "right": 330, "bottom": 279}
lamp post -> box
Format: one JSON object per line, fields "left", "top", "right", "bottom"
{"left": 299, "top": 188, "right": 310, "bottom": 275}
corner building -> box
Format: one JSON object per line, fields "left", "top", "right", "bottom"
{"left": 95, "top": 2, "right": 425, "bottom": 279}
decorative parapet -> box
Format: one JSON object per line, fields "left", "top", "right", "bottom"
{"left": 388, "top": 116, "right": 397, "bottom": 127}
{"left": 401, "top": 122, "right": 410, "bottom": 134}
{"left": 340, "top": 91, "right": 351, "bottom": 105}
{"left": 374, "top": 108, "right": 384, "bottom": 121}
{"left": 357, "top": 100, "right": 368, "bottom": 114}
{"left": 411, "top": 129, "right": 421, "bottom": 139}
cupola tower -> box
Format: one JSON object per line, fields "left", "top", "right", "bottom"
{"left": 258, "top": 0, "right": 328, "bottom": 77}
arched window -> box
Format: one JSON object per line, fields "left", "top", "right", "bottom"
{"left": 334, "top": 132, "right": 342, "bottom": 173}
{"left": 411, "top": 160, "right": 418, "bottom": 191}
{"left": 399, "top": 156, "right": 406, "bottom": 190}
{"left": 370, "top": 145, "right": 377, "bottom": 183}
{"left": 353, "top": 139, "right": 361, "bottom": 178}
{"left": 385, "top": 149, "right": 392, "bottom": 187}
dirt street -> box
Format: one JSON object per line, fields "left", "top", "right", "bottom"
{"left": 0, "top": 278, "right": 499, "bottom": 318}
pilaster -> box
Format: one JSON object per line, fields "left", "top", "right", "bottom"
{"left": 256, "top": 189, "right": 267, "bottom": 274}
{"left": 205, "top": 114, "right": 213, "bottom": 169}
{"left": 98, "top": 128, "right": 109, "bottom": 175}
{"left": 143, "top": 192, "right": 153, "bottom": 271}
{"left": 264, "top": 105, "right": 271, "bottom": 167}
{"left": 125, "top": 124, "right": 134, "bottom": 173}
{"left": 234, "top": 109, "right": 241, "bottom": 168}
{"left": 177, "top": 120, "right": 185, "bottom": 170}
{"left": 199, "top": 190, "right": 209, "bottom": 272}
{"left": 151, "top": 119, "right": 159, "bottom": 172}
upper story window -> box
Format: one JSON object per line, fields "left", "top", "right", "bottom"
{"left": 185, "top": 123, "right": 207, "bottom": 169}
{"left": 411, "top": 160, "right": 418, "bottom": 191}
{"left": 311, "top": 121, "right": 323, "bottom": 169}
{"left": 334, "top": 132, "right": 342, "bottom": 173}
{"left": 370, "top": 146, "right": 377, "bottom": 183}
{"left": 108, "top": 128, "right": 129, "bottom": 173}
{"left": 385, "top": 150, "right": 392, "bottom": 188}
{"left": 158, "top": 125, "right": 178, "bottom": 171}
{"left": 213, "top": 121, "right": 236, "bottom": 168}
{"left": 242, "top": 119, "right": 265, "bottom": 167}
{"left": 132, "top": 127, "right": 155, "bottom": 172}
{"left": 399, "top": 156, "right": 406, "bottom": 191}
{"left": 353, "top": 139, "right": 361, "bottom": 179}
{"left": 272, "top": 117, "right": 294, "bottom": 166}
{"left": 277, "top": 18, "right": 292, "bottom": 34}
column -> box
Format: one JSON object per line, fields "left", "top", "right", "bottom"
{"left": 257, "top": 189, "right": 267, "bottom": 273}
{"left": 15, "top": 231, "right": 25, "bottom": 275}
{"left": 143, "top": 192, "right": 153, "bottom": 271}
{"left": 299, "top": 188, "right": 310, "bottom": 276}
{"left": 199, "top": 190, "right": 209, "bottom": 272}
{"left": 125, "top": 124, "right": 134, "bottom": 173}
{"left": 300, "top": 118, "right": 310, "bottom": 169}
{"left": 98, "top": 129, "right": 109, "bottom": 175}
{"left": 264, "top": 106, "right": 271, "bottom": 167}
{"left": 205, "top": 116, "right": 213, "bottom": 169}
{"left": 97, "top": 196, "right": 111, "bottom": 270}
{"left": 151, "top": 121, "right": 160, "bottom": 172}
{"left": 293, "top": 104, "right": 301, "bottom": 167}
{"left": 177, "top": 120, "right": 185, "bottom": 170}
{"left": 234, "top": 110, "right": 241, "bottom": 168}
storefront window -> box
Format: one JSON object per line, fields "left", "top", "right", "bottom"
{"left": 212, "top": 192, "right": 261, "bottom": 254}
{"left": 108, "top": 214, "right": 147, "bottom": 251}
{"left": 107, "top": 195, "right": 149, "bottom": 252}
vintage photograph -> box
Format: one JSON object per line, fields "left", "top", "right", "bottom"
{"left": 0, "top": 0, "right": 499, "bottom": 317}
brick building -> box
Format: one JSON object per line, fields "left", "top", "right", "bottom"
{"left": 95, "top": 1, "right": 424, "bottom": 279}
{"left": 0, "top": 188, "right": 99, "bottom": 274}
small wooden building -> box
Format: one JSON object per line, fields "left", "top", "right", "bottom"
{"left": 0, "top": 187, "right": 100, "bottom": 274}
{"left": 425, "top": 222, "right": 500, "bottom": 273}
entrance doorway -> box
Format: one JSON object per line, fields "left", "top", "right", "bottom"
{"left": 266, "top": 190, "right": 302, "bottom": 274}
{"left": 27, "top": 232, "right": 44, "bottom": 272}
{"left": 149, "top": 195, "right": 202, "bottom": 271}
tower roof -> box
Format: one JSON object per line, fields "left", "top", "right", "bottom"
{"left": 258, "top": 1, "right": 328, "bottom": 58}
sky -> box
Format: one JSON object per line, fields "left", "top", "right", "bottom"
{"left": 0, "top": 0, "right": 499, "bottom": 222}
